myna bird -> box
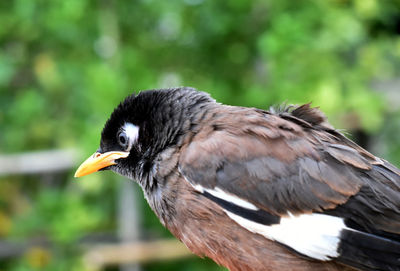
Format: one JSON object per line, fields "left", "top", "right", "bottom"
{"left": 75, "top": 87, "right": 400, "bottom": 271}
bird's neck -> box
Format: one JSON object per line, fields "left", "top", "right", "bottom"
{"left": 138, "top": 146, "right": 183, "bottom": 227}
{"left": 138, "top": 102, "right": 220, "bottom": 187}
{"left": 138, "top": 103, "right": 223, "bottom": 225}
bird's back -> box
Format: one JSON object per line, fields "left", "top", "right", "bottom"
{"left": 172, "top": 103, "right": 400, "bottom": 271}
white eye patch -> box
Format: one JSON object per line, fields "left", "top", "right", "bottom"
{"left": 122, "top": 122, "right": 140, "bottom": 150}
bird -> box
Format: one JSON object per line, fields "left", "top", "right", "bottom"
{"left": 75, "top": 87, "right": 400, "bottom": 271}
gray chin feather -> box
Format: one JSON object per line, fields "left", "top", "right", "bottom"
{"left": 111, "top": 165, "right": 136, "bottom": 181}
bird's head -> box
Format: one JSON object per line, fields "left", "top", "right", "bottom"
{"left": 74, "top": 87, "right": 215, "bottom": 183}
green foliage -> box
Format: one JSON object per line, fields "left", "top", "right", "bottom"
{"left": 11, "top": 188, "right": 103, "bottom": 243}
{"left": 1, "top": 0, "right": 400, "bottom": 270}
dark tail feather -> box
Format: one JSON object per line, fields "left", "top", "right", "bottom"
{"left": 336, "top": 229, "right": 400, "bottom": 271}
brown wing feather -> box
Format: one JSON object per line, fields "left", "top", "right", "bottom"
{"left": 179, "top": 105, "right": 400, "bottom": 234}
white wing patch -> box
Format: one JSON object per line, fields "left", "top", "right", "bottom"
{"left": 206, "top": 187, "right": 259, "bottom": 210}
{"left": 226, "top": 211, "right": 346, "bottom": 260}
{"left": 190, "top": 183, "right": 258, "bottom": 211}
{"left": 180, "top": 174, "right": 347, "bottom": 260}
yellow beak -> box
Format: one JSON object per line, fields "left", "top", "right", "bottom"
{"left": 74, "top": 151, "right": 130, "bottom": 177}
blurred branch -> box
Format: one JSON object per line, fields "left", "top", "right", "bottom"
{"left": 0, "top": 237, "right": 51, "bottom": 259}
{"left": 0, "top": 149, "right": 79, "bottom": 176}
{"left": 83, "top": 239, "right": 193, "bottom": 270}
{"left": 118, "top": 181, "right": 142, "bottom": 271}
{"left": 0, "top": 233, "right": 117, "bottom": 260}
{"left": 0, "top": 236, "right": 193, "bottom": 268}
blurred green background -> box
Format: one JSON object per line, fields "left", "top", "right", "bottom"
{"left": 1, "top": 0, "right": 400, "bottom": 270}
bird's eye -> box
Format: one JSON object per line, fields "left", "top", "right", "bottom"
{"left": 117, "top": 123, "right": 140, "bottom": 151}
{"left": 117, "top": 132, "right": 129, "bottom": 148}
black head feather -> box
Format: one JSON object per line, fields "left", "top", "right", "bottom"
{"left": 99, "top": 87, "right": 215, "bottom": 182}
